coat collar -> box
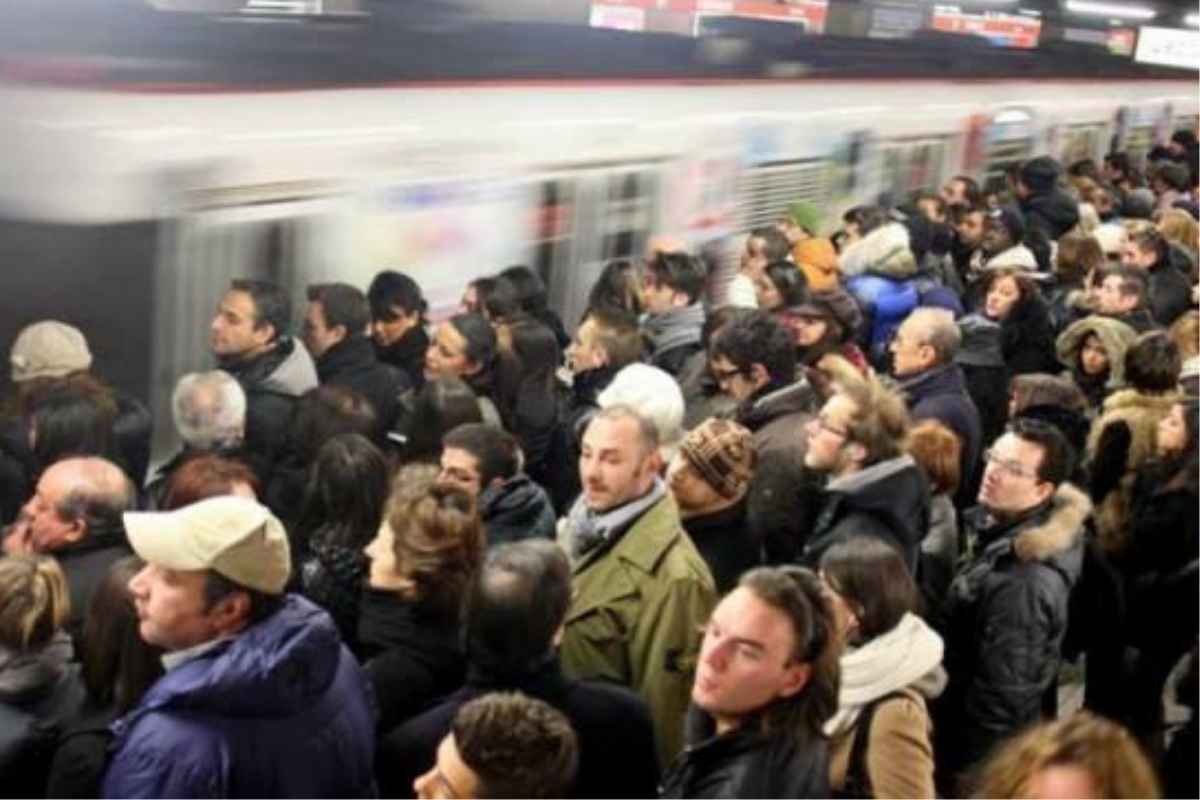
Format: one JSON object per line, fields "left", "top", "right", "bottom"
{"left": 975, "top": 482, "right": 1091, "bottom": 563}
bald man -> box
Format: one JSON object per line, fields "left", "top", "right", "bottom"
{"left": 6, "top": 457, "right": 134, "bottom": 644}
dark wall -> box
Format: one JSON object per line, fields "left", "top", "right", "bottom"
{"left": 0, "top": 220, "right": 157, "bottom": 405}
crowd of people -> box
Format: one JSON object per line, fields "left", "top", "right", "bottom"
{"left": 0, "top": 135, "right": 1197, "bottom": 799}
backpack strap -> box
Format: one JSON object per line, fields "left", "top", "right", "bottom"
{"left": 841, "top": 690, "right": 913, "bottom": 799}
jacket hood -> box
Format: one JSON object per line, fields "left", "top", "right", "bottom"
{"left": 481, "top": 474, "right": 555, "bottom": 525}
{"left": 222, "top": 337, "right": 318, "bottom": 399}
{"left": 981, "top": 244, "right": 1038, "bottom": 272}
{"left": 1023, "top": 190, "right": 1081, "bottom": 236}
{"left": 1055, "top": 315, "right": 1138, "bottom": 389}
{"left": 739, "top": 378, "right": 816, "bottom": 431}
{"left": 1011, "top": 482, "right": 1092, "bottom": 563}
{"left": 824, "top": 455, "right": 928, "bottom": 549}
{"left": 128, "top": 595, "right": 341, "bottom": 721}
{"left": 839, "top": 223, "right": 918, "bottom": 279}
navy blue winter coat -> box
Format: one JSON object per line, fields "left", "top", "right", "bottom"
{"left": 102, "top": 595, "right": 376, "bottom": 799}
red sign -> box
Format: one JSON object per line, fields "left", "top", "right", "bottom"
{"left": 931, "top": 9, "right": 1041, "bottom": 49}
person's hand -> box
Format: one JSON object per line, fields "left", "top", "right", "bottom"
{"left": 2, "top": 517, "right": 34, "bottom": 555}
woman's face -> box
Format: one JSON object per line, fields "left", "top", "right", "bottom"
{"left": 1079, "top": 333, "right": 1110, "bottom": 377}
{"left": 755, "top": 274, "right": 783, "bottom": 312}
{"left": 794, "top": 315, "right": 830, "bottom": 347}
{"left": 1157, "top": 403, "right": 1188, "bottom": 455}
{"left": 424, "top": 321, "right": 476, "bottom": 380}
{"left": 985, "top": 276, "right": 1021, "bottom": 321}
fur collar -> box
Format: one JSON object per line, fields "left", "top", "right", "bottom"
{"left": 1099, "top": 388, "right": 1179, "bottom": 416}
{"left": 1012, "top": 482, "right": 1091, "bottom": 563}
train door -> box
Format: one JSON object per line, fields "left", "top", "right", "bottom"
{"left": 723, "top": 157, "right": 831, "bottom": 304}
{"left": 541, "top": 164, "right": 661, "bottom": 331}
{"left": 877, "top": 136, "right": 952, "bottom": 204}
{"left": 982, "top": 108, "right": 1036, "bottom": 199}
{"left": 151, "top": 189, "right": 342, "bottom": 459}
{"left": 1059, "top": 123, "right": 1106, "bottom": 169}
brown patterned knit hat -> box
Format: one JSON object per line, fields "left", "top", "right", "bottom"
{"left": 679, "top": 418, "right": 757, "bottom": 500}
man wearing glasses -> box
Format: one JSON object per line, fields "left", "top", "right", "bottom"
{"left": 933, "top": 418, "right": 1090, "bottom": 794}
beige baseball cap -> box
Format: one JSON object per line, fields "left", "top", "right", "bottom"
{"left": 123, "top": 496, "right": 291, "bottom": 595}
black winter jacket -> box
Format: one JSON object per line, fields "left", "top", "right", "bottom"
{"left": 54, "top": 521, "right": 131, "bottom": 650}
{"left": 682, "top": 499, "right": 762, "bottom": 594}
{"left": 316, "top": 335, "right": 411, "bottom": 436}
{"left": 299, "top": 537, "right": 370, "bottom": 653}
{"left": 547, "top": 365, "right": 620, "bottom": 513}
{"left": 358, "top": 590, "right": 464, "bottom": 733}
{"left": 899, "top": 363, "right": 983, "bottom": 505}
{"left": 1146, "top": 259, "right": 1192, "bottom": 327}
{"left": 935, "top": 484, "right": 1088, "bottom": 782}
{"left": 997, "top": 294, "right": 1059, "bottom": 377}
{"left": 374, "top": 325, "right": 429, "bottom": 389}
{"left": 660, "top": 712, "right": 830, "bottom": 799}
{"left": 378, "top": 659, "right": 659, "bottom": 799}
{"left": 800, "top": 454, "right": 930, "bottom": 573}
{"left": 1021, "top": 189, "right": 1080, "bottom": 242}
{"left": 479, "top": 474, "right": 557, "bottom": 546}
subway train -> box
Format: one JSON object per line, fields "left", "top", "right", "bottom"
{"left": 0, "top": 5, "right": 1195, "bottom": 458}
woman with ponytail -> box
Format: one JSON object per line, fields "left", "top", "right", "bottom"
{"left": 660, "top": 565, "right": 841, "bottom": 799}
{"left": 0, "top": 555, "right": 85, "bottom": 795}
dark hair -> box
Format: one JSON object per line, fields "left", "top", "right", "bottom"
{"left": 1128, "top": 226, "right": 1169, "bottom": 265}
{"left": 504, "top": 318, "right": 559, "bottom": 409}
{"left": 452, "top": 692, "right": 580, "bottom": 800}
{"left": 1068, "top": 159, "right": 1100, "bottom": 180}
{"left": 587, "top": 260, "right": 642, "bottom": 317}
{"left": 1157, "top": 399, "right": 1200, "bottom": 494}
{"left": 471, "top": 277, "right": 522, "bottom": 324}
{"left": 307, "top": 283, "right": 370, "bottom": 338}
{"left": 763, "top": 261, "right": 810, "bottom": 308}
{"left": 202, "top": 570, "right": 284, "bottom": 628}
{"left": 443, "top": 423, "right": 520, "bottom": 486}
{"left": 368, "top": 270, "right": 427, "bottom": 323}
{"left": 402, "top": 376, "right": 485, "bottom": 464}
{"left": 1124, "top": 331, "right": 1182, "bottom": 394}
{"left": 1008, "top": 417, "right": 1075, "bottom": 487}
{"left": 298, "top": 433, "right": 389, "bottom": 552}
{"left": 1055, "top": 234, "right": 1104, "bottom": 286}
{"left": 1100, "top": 265, "right": 1148, "bottom": 306}
{"left": 499, "top": 265, "right": 549, "bottom": 315}
{"left": 81, "top": 557, "right": 163, "bottom": 714}
{"left": 230, "top": 279, "right": 290, "bottom": 342}
{"left": 711, "top": 311, "right": 797, "bottom": 386}
{"left": 819, "top": 536, "right": 917, "bottom": 643}
{"left": 701, "top": 306, "right": 756, "bottom": 350}
{"left": 949, "top": 175, "right": 983, "bottom": 207}
{"left": 288, "top": 385, "right": 378, "bottom": 464}
{"left": 735, "top": 567, "right": 839, "bottom": 747}
{"left": 581, "top": 306, "right": 643, "bottom": 368}
{"left": 390, "top": 484, "right": 484, "bottom": 621}
{"left": 448, "top": 314, "right": 499, "bottom": 385}
{"left": 463, "top": 540, "right": 571, "bottom": 676}
{"left": 646, "top": 251, "right": 707, "bottom": 305}
{"left": 1104, "top": 151, "right": 1132, "bottom": 179}
{"left": 842, "top": 205, "right": 887, "bottom": 236}
{"left": 1156, "top": 162, "right": 1192, "bottom": 193}
{"left": 750, "top": 226, "right": 792, "bottom": 262}
{"left": 29, "top": 385, "right": 118, "bottom": 474}
{"left": 162, "top": 454, "right": 260, "bottom": 510}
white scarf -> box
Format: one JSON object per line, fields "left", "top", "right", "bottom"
{"left": 823, "top": 612, "right": 947, "bottom": 738}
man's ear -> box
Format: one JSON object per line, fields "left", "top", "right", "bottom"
{"left": 330, "top": 324, "right": 349, "bottom": 346}
{"left": 777, "top": 661, "right": 812, "bottom": 699}
{"left": 253, "top": 321, "right": 276, "bottom": 347}
{"left": 62, "top": 516, "right": 87, "bottom": 545}
{"left": 671, "top": 290, "right": 690, "bottom": 309}
{"left": 209, "top": 590, "right": 252, "bottom": 637}
{"left": 748, "top": 363, "right": 771, "bottom": 390}
{"left": 845, "top": 440, "right": 868, "bottom": 467}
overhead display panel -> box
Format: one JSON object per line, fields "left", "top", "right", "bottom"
{"left": 931, "top": 5, "right": 1041, "bottom": 49}
{"left": 1134, "top": 26, "right": 1200, "bottom": 71}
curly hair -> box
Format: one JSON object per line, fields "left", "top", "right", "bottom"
{"left": 389, "top": 483, "right": 485, "bottom": 621}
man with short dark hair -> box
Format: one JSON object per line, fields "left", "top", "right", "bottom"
{"left": 379, "top": 540, "right": 659, "bottom": 798}
{"left": 890, "top": 308, "right": 982, "bottom": 503}
{"left": 1096, "top": 265, "right": 1158, "bottom": 332}
{"left": 971, "top": 206, "right": 1037, "bottom": 274}
{"left": 1015, "top": 156, "right": 1080, "bottom": 241}
{"left": 800, "top": 375, "right": 929, "bottom": 571}
{"left": 560, "top": 405, "right": 716, "bottom": 765}
{"left": 564, "top": 307, "right": 642, "bottom": 430}
{"left": 942, "top": 175, "right": 981, "bottom": 210}
{"left": 103, "top": 496, "right": 375, "bottom": 798}
{"left": 5, "top": 456, "right": 133, "bottom": 645}
{"left": 728, "top": 227, "right": 791, "bottom": 308}
{"left": 414, "top": 693, "right": 580, "bottom": 800}
{"left": 305, "top": 282, "right": 411, "bottom": 436}
{"left": 439, "top": 423, "right": 556, "bottom": 544}
{"left": 1121, "top": 227, "right": 1191, "bottom": 327}
{"left": 640, "top": 251, "right": 707, "bottom": 376}
{"left": 950, "top": 204, "right": 987, "bottom": 278}
{"left": 936, "top": 419, "right": 1089, "bottom": 790}
{"left": 211, "top": 279, "right": 317, "bottom": 479}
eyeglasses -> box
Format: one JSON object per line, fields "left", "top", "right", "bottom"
{"left": 711, "top": 364, "right": 745, "bottom": 383}
{"left": 983, "top": 448, "right": 1039, "bottom": 480}
{"left": 813, "top": 415, "right": 849, "bottom": 440}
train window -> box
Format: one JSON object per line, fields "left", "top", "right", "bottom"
{"left": 601, "top": 170, "right": 656, "bottom": 262}
{"left": 983, "top": 108, "right": 1035, "bottom": 189}
{"left": 734, "top": 158, "right": 831, "bottom": 232}
{"left": 1059, "top": 124, "right": 1104, "bottom": 169}
{"left": 530, "top": 179, "right": 577, "bottom": 290}
{"left": 877, "top": 138, "right": 950, "bottom": 203}
{"left": 1124, "top": 125, "right": 1156, "bottom": 170}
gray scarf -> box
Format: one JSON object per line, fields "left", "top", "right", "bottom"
{"left": 565, "top": 479, "right": 667, "bottom": 562}
{"left": 642, "top": 304, "right": 704, "bottom": 357}
{"left": 0, "top": 630, "right": 73, "bottom": 702}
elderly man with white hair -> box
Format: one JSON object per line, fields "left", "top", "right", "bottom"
{"left": 146, "top": 370, "right": 248, "bottom": 506}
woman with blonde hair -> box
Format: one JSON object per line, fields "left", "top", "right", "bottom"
{"left": 359, "top": 476, "right": 485, "bottom": 733}
{"left": 0, "top": 555, "right": 85, "bottom": 795}
{"left": 1156, "top": 207, "right": 1199, "bottom": 261}
{"left": 972, "top": 711, "right": 1159, "bottom": 799}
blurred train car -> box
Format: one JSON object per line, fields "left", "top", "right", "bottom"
{"left": 0, "top": 6, "right": 1195, "bottom": 458}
